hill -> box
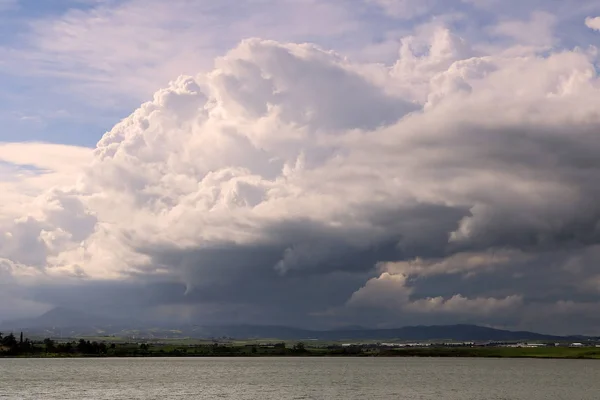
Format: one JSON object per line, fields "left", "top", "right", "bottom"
{"left": 182, "top": 324, "right": 579, "bottom": 342}
{"left": 0, "top": 307, "right": 130, "bottom": 337}
{"left": 0, "top": 308, "right": 592, "bottom": 342}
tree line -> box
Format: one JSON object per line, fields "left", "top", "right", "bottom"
{"left": 0, "top": 332, "right": 116, "bottom": 356}
{"left": 0, "top": 332, "right": 36, "bottom": 355}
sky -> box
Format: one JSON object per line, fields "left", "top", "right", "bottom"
{"left": 1, "top": 0, "right": 600, "bottom": 335}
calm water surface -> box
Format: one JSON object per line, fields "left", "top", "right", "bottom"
{"left": 1, "top": 357, "right": 599, "bottom": 399}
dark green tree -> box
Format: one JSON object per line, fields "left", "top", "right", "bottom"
{"left": 2, "top": 333, "right": 17, "bottom": 347}
{"left": 293, "top": 342, "right": 307, "bottom": 353}
{"left": 43, "top": 338, "right": 56, "bottom": 353}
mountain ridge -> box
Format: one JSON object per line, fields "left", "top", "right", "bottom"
{"left": 1, "top": 308, "right": 594, "bottom": 341}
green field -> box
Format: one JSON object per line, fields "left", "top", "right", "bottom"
{"left": 112, "top": 345, "right": 600, "bottom": 359}
{"left": 380, "top": 346, "right": 600, "bottom": 359}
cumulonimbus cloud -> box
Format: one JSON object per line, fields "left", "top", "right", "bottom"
{"left": 2, "top": 26, "right": 600, "bottom": 332}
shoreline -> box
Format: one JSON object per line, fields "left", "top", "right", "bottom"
{"left": 3, "top": 335, "right": 600, "bottom": 359}
{"left": 3, "top": 349, "right": 600, "bottom": 360}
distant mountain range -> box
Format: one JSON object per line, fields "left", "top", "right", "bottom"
{"left": 2, "top": 307, "right": 125, "bottom": 329}
{"left": 1, "top": 308, "right": 594, "bottom": 342}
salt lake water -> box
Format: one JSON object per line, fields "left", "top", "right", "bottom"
{"left": 1, "top": 357, "right": 599, "bottom": 399}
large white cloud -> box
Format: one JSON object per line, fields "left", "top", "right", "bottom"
{"left": 2, "top": 25, "right": 600, "bottom": 332}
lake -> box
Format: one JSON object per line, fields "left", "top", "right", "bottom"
{"left": 0, "top": 357, "right": 599, "bottom": 399}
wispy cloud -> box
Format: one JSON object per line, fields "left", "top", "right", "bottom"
{"left": 3, "top": 0, "right": 359, "bottom": 100}
{"left": 489, "top": 11, "right": 557, "bottom": 49}
{"left": 366, "top": 0, "right": 437, "bottom": 19}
